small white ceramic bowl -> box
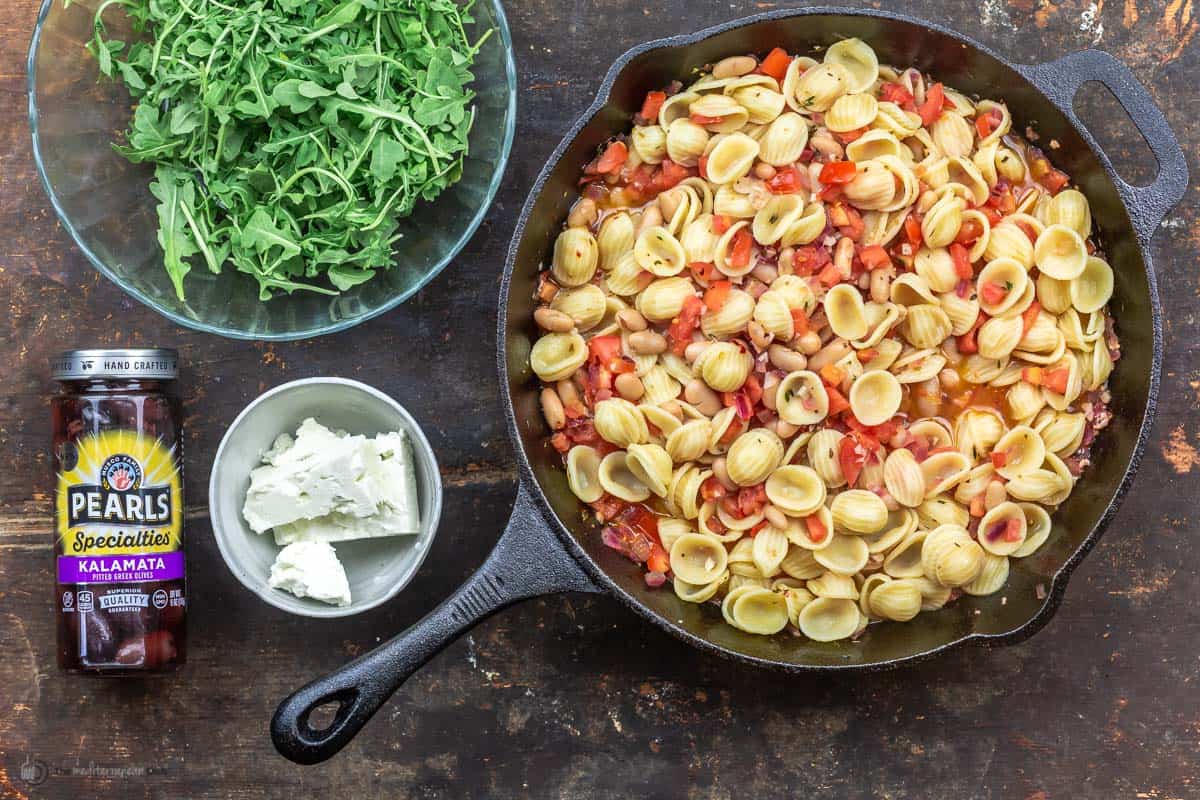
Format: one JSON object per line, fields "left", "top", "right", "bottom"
{"left": 209, "top": 377, "right": 442, "bottom": 618}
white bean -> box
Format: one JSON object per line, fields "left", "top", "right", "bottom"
{"left": 712, "top": 457, "right": 737, "bottom": 491}
{"left": 712, "top": 55, "right": 757, "bottom": 79}
{"left": 541, "top": 388, "right": 565, "bottom": 430}
{"left": 984, "top": 480, "right": 1008, "bottom": 511}
{"left": 768, "top": 344, "right": 807, "bottom": 373}
{"left": 534, "top": 307, "right": 575, "bottom": 333}
{"left": 684, "top": 379, "right": 722, "bottom": 416}
{"left": 764, "top": 505, "right": 789, "bottom": 529}
{"left": 798, "top": 331, "right": 823, "bottom": 355}
{"left": 567, "top": 198, "right": 598, "bottom": 229}
{"left": 617, "top": 308, "right": 648, "bottom": 332}
{"left": 615, "top": 373, "right": 645, "bottom": 402}
{"left": 628, "top": 330, "right": 667, "bottom": 355}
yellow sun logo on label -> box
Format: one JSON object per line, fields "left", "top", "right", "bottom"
{"left": 56, "top": 430, "right": 182, "bottom": 556}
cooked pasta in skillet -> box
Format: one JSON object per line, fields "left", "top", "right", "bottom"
{"left": 529, "top": 40, "right": 1119, "bottom": 641}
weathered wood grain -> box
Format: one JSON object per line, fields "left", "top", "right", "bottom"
{"left": 2, "top": 0, "right": 1199, "bottom": 798}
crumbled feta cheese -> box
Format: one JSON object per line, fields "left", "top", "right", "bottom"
{"left": 242, "top": 418, "right": 420, "bottom": 540}
{"left": 268, "top": 541, "right": 352, "bottom": 606}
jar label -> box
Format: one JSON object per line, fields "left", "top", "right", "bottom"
{"left": 56, "top": 430, "right": 183, "bottom": 557}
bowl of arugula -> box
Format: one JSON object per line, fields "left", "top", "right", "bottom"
{"left": 28, "top": 0, "right": 516, "bottom": 339}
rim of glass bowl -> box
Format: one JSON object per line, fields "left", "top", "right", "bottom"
{"left": 26, "top": 0, "right": 518, "bottom": 341}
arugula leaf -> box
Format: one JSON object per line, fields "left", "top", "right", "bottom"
{"left": 148, "top": 167, "right": 201, "bottom": 300}
{"left": 90, "top": 0, "right": 486, "bottom": 301}
{"left": 241, "top": 208, "right": 302, "bottom": 259}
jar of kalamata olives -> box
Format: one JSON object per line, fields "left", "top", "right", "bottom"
{"left": 51, "top": 349, "right": 185, "bottom": 674}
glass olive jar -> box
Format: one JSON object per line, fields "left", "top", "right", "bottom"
{"left": 51, "top": 349, "right": 186, "bottom": 674}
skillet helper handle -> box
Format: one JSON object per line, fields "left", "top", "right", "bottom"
{"left": 1017, "top": 49, "right": 1188, "bottom": 244}
{"left": 271, "top": 481, "right": 599, "bottom": 765}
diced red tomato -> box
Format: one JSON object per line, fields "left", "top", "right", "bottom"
{"left": 817, "top": 262, "right": 844, "bottom": 287}
{"left": 700, "top": 476, "right": 727, "bottom": 502}
{"left": 550, "top": 432, "right": 571, "bottom": 453}
{"left": 830, "top": 203, "right": 865, "bottom": 240}
{"left": 990, "top": 451, "right": 1008, "bottom": 469}
{"left": 720, "top": 494, "right": 743, "bottom": 519}
{"left": 838, "top": 435, "right": 866, "bottom": 487}
{"left": 1039, "top": 167, "right": 1071, "bottom": 194}
{"left": 690, "top": 113, "right": 725, "bottom": 126}
{"left": 838, "top": 428, "right": 884, "bottom": 488}
{"left": 590, "top": 493, "right": 628, "bottom": 522}
{"left": 656, "top": 159, "right": 691, "bottom": 190}
{"left": 903, "top": 213, "right": 923, "bottom": 247}
{"left": 588, "top": 335, "right": 622, "bottom": 364}
{"left": 819, "top": 160, "right": 858, "bottom": 185}
{"left": 949, "top": 242, "right": 973, "bottom": 279}
{"left": 1021, "top": 301, "right": 1042, "bottom": 335}
{"left": 819, "top": 363, "right": 845, "bottom": 387}
{"left": 975, "top": 107, "right": 1005, "bottom": 139}
{"left": 759, "top": 47, "right": 792, "bottom": 81}
{"left": 1022, "top": 366, "right": 1044, "bottom": 386}
{"left": 608, "top": 357, "right": 637, "bottom": 375}
{"left": 969, "top": 494, "right": 987, "bottom": 518}
{"left": 879, "top": 82, "right": 915, "bottom": 109}
{"left": 689, "top": 261, "right": 718, "bottom": 282}
{"left": 825, "top": 384, "right": 850, "bottom": 416}
{"left": 667, "top": 295, "right": 705, "bottom": 356}
{"left": 957, "top": 312, "right": 987, "bottom": 354}
{"left": 719, "top": 418, "right": 743, "bottom": 445}
{"left": 646, "top": 544, "right": 669, "bottom": 574}
{"left": 766, "top": 166, "right": 805, "bottom": 194}
{"left": 1003, "top": 518, "right": 1024, "bottom": 543}
{"left": 737, "top": 484, "right": 768, "bottom": 518}
{"left": 858, "top": 244, "right": 892, "bottom": 271}
{"left": 564, "top": 416, "right": 602, "bottom": 446}
{"left": 728, "top": 227, "right": 753, "bottom": 269}
{"left": 1043, "top": 367, "right": 1071, "bottom": 395}
{"left": 837, "top": 127, "right": 868, "bottom": 143}
{"left": 857, "top": 347, "right": 879, "bottom": 364}
{"left": 804, "top": 513, "right": 828, "bottom": 544}
{"left": 618, "top": 503, "right": 659, "bottom": 539}
{"left": 588, "top": 141, "right": 628, "bottom": 175}
{"left": 722, "top": 374, "right": 763, "bottom": 418}
{"left": 845, "top": 417, "right": 895, "bottom": 446}
{"left": 917, "top": 82, "right": 946, "bottom": 126}
{"left": 792, "top": 244, "right": 832, "bottom": 276}
{"left": 697, "top": 154, "right": 709, "bottom": 180}
{"left": 640, "top": 90, "right": 666, "bottom": 121}
{"left": 712, "top": 214, "right": 731, "bottom": 234}
{"left": 703, "top": 279, "right": 732, "bottom": 311}
{"left": 746, "top": 520, "right": 769, "bottom": 537}
{"left": 742, "top": 373, "right": 763, "bottom": 406}
{"left": 980, "top": 281, "right": 1009, "bottom": 306}
{"left": 986, "top": 182, "right": 1018, "bottom": 215}
{"left": 790, "top": 308, "right": 810, "bottom": 336}
{"left": 955, "top": 218, "right": 984, "bottom": 245}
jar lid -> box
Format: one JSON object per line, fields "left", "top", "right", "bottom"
{"left": 51, "top": 349, "right": 179, "bottom": 380}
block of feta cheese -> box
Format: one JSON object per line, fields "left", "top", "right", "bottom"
{"left": 242, "top": 418, "right": 391, "bottom": 534}
{"left": 269, "top": 429, "right": 421, "bottom": 545}
{"left": 267, "top": 541, "right": 352, "bottom": 606}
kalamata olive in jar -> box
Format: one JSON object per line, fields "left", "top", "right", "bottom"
{"left": 51, "top": 349, "right": 187, "bottom": 675}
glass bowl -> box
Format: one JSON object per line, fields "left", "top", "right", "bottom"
{"left": 27, "top": 0, "right": 516, "bottom": 340}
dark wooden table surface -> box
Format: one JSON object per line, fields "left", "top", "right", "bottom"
{"left": 2, "top": 0, "right": 1198, "bottom": 797}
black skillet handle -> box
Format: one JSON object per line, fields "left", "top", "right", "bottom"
{"left": 1017, "top": 49, "right": 1188, "bottom": 244}
{"left": 270, "top": 481, "right": 600, "bottom": 765}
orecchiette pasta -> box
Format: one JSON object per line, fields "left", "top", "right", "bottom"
{"left": 531, "top": 40, "right": 1122, "bottom": 643}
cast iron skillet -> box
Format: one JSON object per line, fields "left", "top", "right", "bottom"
{"left": 272, "top": 7, "right": 1186, "bottom": 764}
